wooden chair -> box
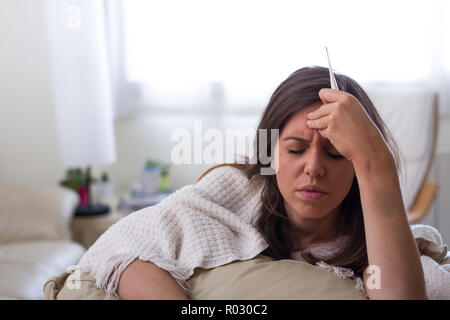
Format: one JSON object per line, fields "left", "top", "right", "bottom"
{"left": 406, "top": 93, "right": 439, "bottom": 223}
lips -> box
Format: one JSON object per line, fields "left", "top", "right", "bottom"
{"left": 296, "top": 185, "right": 327, "bottom": 200}
{"left": 298, "top": 185, "right": 327, "bottom": 194}
{"left": 297, "top": 190, "right": 326, "bottom": 200}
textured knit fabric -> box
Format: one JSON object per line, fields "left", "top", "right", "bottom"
{"left": 78, "top": 165, "right": 268, "bottom": 298}
{"left": 290, "top": 235, "right": 352, "bottom": 263}
{"left": 411, "top": 224, "right": 450, "bottom": 299}
{"left": 77, "top": 165, "right": 450, "bottom": 299}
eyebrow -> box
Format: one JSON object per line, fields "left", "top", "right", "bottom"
{"left": 283, "top": 137, "right": 309, "bottom": 142}
{"left": 283, "top": 136, "right": 332, "bottom": 145}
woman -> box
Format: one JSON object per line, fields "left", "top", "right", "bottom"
{"left": 243, "top": 66, "right": 425, "bottom": 299}
{"left": 82, "top": 66, "right": 427, "bottom": 300}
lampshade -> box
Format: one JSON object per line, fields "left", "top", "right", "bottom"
{"left": 45, "top": 0, "right": 117, "bottom": 167}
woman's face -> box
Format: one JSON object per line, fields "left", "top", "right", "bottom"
{"left": 272, "top": 102, "right": 355, "bottom": 222}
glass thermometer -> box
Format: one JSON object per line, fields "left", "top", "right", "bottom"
{"left": 326, "top": 47, "right": 339, "bottom": 90}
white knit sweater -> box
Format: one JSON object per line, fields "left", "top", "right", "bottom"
{"left": 78, "top": 165, "right": 450, "bottom": 299}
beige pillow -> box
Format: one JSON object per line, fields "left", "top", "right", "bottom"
{"left": 0, "top": 184, "right": 77, "bottom": 243}
{"left": 45, "top": 255, "right": 367, "bottom": 300}
{"left": 187, "top": 255, "right": 367, "bottom": 300}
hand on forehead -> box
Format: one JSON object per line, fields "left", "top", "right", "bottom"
{"left": 281, "top": 103, "right": 332, "bottom": 146}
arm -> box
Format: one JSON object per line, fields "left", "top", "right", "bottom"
{"left": 117, "top": 259, "right": 189, "bottom": 300}
{"left": 354, "top": 140, "right": 426, "bottom": 300}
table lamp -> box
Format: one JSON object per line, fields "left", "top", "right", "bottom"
{"left": 46, "top": 0, "right": 117, "bottom": 216}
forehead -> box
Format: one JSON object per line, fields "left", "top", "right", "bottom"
{"left": 281, "top": 102, "right": 326, "bottom": 142}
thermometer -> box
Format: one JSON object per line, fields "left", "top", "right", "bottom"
{"left": 325, "top": 47, "right": 339, "bottom": 90}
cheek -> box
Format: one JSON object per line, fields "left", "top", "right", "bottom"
{"left": 274, "top": 162, "right": 300, "bottom": 202}
{"left": 329, "top": 164, "right": 355, "bottom": 194}
{"left": 275, "top": 166, "right": 294, "bottom": 194}
{"left": 276, "top": 151, "right": 302, "bottom": 173}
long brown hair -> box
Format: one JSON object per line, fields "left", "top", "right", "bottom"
{"left": 244, "top": 66, "right": 403, "bottom": 276}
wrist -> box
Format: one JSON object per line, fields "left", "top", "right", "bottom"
{"left": 353, "top": 148, "right": 406, "bottom": 219}
{"left": 352, "top": 147, "right": 397, "bottom": 181}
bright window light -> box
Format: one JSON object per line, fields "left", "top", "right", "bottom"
{"left": 122, "top": 0, "right": 435, "bottom": 108}
{"left": 443, "top": 0, "right": 450, "bottom": 71}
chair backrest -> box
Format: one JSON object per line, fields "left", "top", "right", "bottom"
{"left": 365, "top": 84, "right": 439, "bottom": 213}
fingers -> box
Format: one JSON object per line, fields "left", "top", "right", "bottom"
{"left": 306, "top": 116, "right": 329, "bottom": 130}
{"left": 306, "top": 102, "right": 334, "bottom": 120}
{"left": 319, "top": 88, "right": 348, "bottom": 103}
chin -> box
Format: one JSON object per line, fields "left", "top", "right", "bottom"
{"left": 291, "top": 204, "right": 330, "bottom": 219}
{"left": 299, "top": 211, "right": 330, "bottom": 219}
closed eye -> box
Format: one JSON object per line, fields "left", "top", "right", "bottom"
{"left": 288, "top": 149, "right": 344, "bottom": 159}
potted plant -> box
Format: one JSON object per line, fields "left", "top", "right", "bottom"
{"left": 59, "top": 168, "right": 97, "bottom": 205}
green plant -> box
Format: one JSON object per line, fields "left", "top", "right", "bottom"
{"left": 144, "top": 159, "right": 160, "bottom": 170}
{"left": 160, "top": 164, "right": 170, "bottom": 177}
{"left": 101, "top": 171, "right": 109, "bottom": 182}
{"left": 159, "top": 164, "right": 170, "bottom": 190}
{"left": 59, "top": 168, "right": 97, "bottom": 191}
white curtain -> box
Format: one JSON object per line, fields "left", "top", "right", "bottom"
{"left": 46, "top": 0, "right": 117, "bottom": 167}
{"left": 109, "top": 0, "right": 450, "bottom": 115}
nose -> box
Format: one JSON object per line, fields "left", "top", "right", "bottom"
{"left": 303, "top": 147, "right": 326, "bottom": 178}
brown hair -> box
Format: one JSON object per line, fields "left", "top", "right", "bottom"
{"left": 198, "top": 66, "right": 403, "bottom": 276}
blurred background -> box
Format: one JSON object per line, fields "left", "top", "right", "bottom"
{"left": 1, "top": 1, "right": 450, "bottom": 237}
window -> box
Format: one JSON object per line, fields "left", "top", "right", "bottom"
{"left": 105, "top": 0, "right": 450, "bottom": 115}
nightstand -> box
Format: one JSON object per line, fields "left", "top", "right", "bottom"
{"left": 70, "top": 196, "right": 128, "bottom": 249}
{"left": 70, "top": 191, "right": 172, "bottom": 249}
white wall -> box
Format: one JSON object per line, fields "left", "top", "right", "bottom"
{"left": 96, "top": 114, "right": 219, "bottom": 193}
{"left": 0, "top": 0, "right": 223, "bottom": 190}
{"left": 0, "top": 0, "right": 64, "bottom": 187}
{"left": 94, "top": 113, "right": 260, "bottom": 192}
{"left": 0, "top": 0, "right": 225, "bottom": 191}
